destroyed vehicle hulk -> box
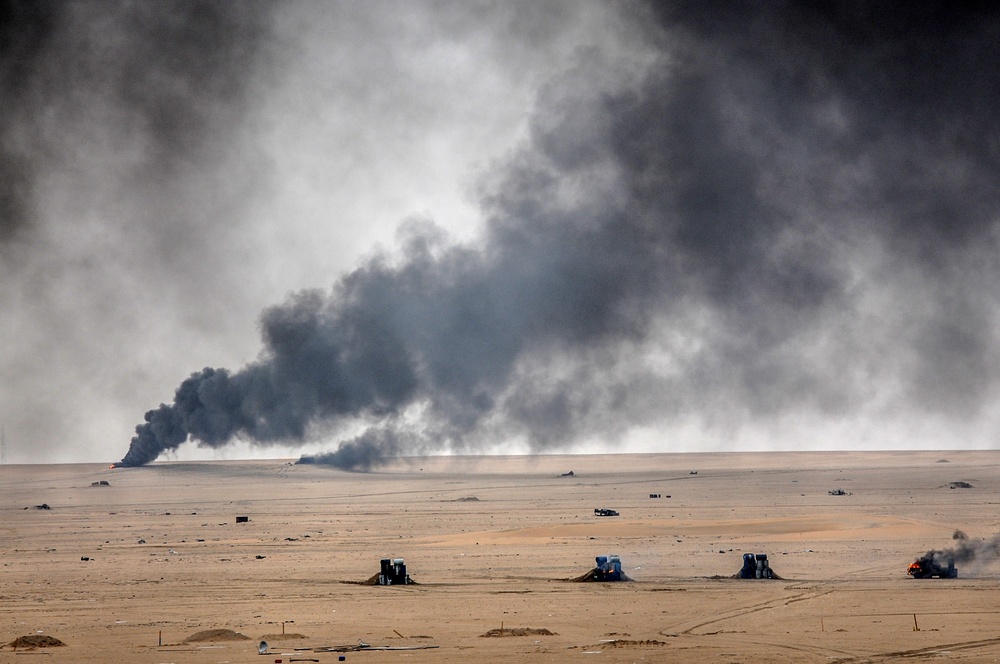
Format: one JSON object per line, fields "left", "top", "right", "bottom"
{"left": 593, "top": 555, "right": 624, "bottom": 581}
{"left": 907, "top": 556, "right": 957, "bottom": 579}
{"left": 738, "top": 553, "right": 774, "bottom": 579}
{"left": 378, "top": 558, "right": 412, "bottom": 585}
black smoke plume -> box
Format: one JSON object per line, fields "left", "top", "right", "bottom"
{"left": 919, "top": 530, "right": 1000, "bottom": 572}
{"left": 119, "top": 2, "right": 1000, "bottom": 469}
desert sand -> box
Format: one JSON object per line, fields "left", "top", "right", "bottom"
{"left": 1, "top": 451, "right": 999, "bottom": 662}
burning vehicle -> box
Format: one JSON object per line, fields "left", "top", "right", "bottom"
{"left": 593, "top": 554, "right": 624, "bottom": 581}
{"left": 907, "top": 556, "right": 957, "bottom": 579}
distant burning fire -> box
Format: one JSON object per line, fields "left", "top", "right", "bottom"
{"left": 907, "top": 555, "right": 957, "bottom": 579}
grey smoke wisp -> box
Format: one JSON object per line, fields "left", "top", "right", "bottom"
{"left": 120, "top": 2, "right": 1000, "bottom": 469}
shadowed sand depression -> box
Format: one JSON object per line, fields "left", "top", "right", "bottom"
{"left": 1, "top": 451, "right": 1000, "bottom": 662}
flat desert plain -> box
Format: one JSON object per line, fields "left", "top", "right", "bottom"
{"left": 2, "top": 451, "right": 1000, "bottom": 663}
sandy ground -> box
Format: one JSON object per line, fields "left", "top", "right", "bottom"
{"left": 2, "top": 451, "right": 1000, "bottom": 663}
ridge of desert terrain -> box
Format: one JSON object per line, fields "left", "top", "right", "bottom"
{"left": 2, "top": 451, "right": 999, "bottom": 662}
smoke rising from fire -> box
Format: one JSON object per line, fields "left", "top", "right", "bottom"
{"left": 3, "top": 3, "right": 1000, "bottom": 465}
{"left": 922, "top": 530, "right": 1000, "bottom": 572}
{"left": 119, "top": 3, "right": 1000, "bottom": 469}
{"left": 123, "top": 2, "right": 1000, "bottom": 468}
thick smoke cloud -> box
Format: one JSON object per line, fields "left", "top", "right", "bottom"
{"left": 4, "top": 2, "right": 1000, "bottom": 465}
{"left": 920, "top": 530, "right": 1000, "bottom": 575}
{"left": 118, "top": 2, "right": 1000, "bottom": 469}
{"left": 0, "top": 1, "right": 271, "bottom": 237}
{"left": 0, "top": 0, "right": 55, "bottom": 241}
{"left": 1, "top": 1, "right": 639, "bottom": 463}
{"left": 0, "top": 1, "right": 279, "bottom": 462}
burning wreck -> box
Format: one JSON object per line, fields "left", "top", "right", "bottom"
{"left": 572, "top": 554, "right": 631, "bottom": 582}
{"left": 907, "top": 556, "right": 957, "bottom": 579}
{"left": 906, "top": 530, "right": 991, "bottom": 579}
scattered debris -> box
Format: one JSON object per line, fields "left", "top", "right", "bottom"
{"left": 586, "top": 639, "right": 669, "bottom": 649}
{"left": 312, "top": 642, "right": 438, "bottom": 652}
{"left": 480, "top": 628, "right": 556, "bottom": 637}
{"left": 594, "top": 508, "right": 619, "bottom": 517}
{"left": 6, "top": 635, "right": 66, "bottom": 649}
{"left": 949, "top": 481, "right": 973, "bottom": 489}
{"left": 184, "top": 629, "right": 250, "bottom": 643}
{"left": 828, "top": 488, "right": 852, "bottom": 496}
